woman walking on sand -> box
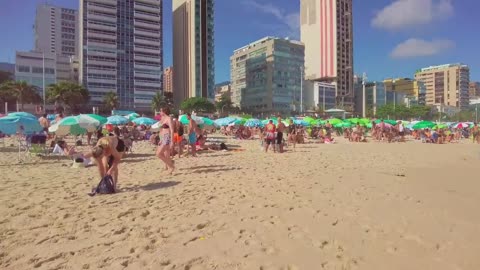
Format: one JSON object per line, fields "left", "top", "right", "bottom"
{"left": 156, "top": 107, "right": 175, "bottom": 174}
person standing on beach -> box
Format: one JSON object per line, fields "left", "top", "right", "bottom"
{"left": 472, "top": 123, "right": 479, "bottom": 143}
{"left": 187, "top": 113, "right": 199, "bottom": 157}
{"left": 264, "top": 120, "right": 276, "bottom": 153}
{"left": 398, "top": 121, "right": 405, "bottom": 142}
{"left": 39, "top": 114, "right": 49, "bottom": 133}
{"left": 287, "top": 119, "right": 296, "bottom": 151}
{"left": 156, "top": 107, "right": 175, "bottom": 174}
{"left": 276, "top": 117, "right": 286, "bottom": 153}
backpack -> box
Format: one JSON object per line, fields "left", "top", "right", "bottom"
{"left": 88, "top": 175, "right": 115, "bottom": 196}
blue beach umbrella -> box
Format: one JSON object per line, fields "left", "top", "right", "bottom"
{"left": 245, "top": 118, "right": 264, "bottom": 127}
{"left": 107, "top": 115, "right": 129, "bottom": 125}
{"left": 0, "top": 115, "right": 43, "bottom": 135}
{"left": 132, "top": 117, "right": 156, "bottom": 125}
{"left": 8, "top": 112, "right": 37, "bottom": 119}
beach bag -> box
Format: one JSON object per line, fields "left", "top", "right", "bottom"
{"left": 89, "top": 175, "right": 115, "bottom": 196}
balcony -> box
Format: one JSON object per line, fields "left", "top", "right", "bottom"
{"left": 134, "top": 46, "right": 159, "bottom": 54}
{"left": 134, "top": 29, "right": 161, "bottom": 38}
{"left": 87, "top": 13, "right": 116, "bottom": 23}
{"left": 89, "top": 87, "right": 117, "bottom": 94}
{"left": 134, "top": 2, "right": 159, "bottom": 12}
{"left": 134, "top": 20, "right": 160, "bottom": 30}
{"left": 89, "top": 68, "right": 117, "bottom": 76}
{"left": 87, "top": 41, "right": 117, "bottom": 49}
{"left": 88, "top": 78, "right": 117, "bottom": 85}
{"left": 134, "top": 11, "right": 161, "bottom": 22}
{"left": 134, "top": 55, "right": 161, "bottom": 63}
{"left": 87, "top": 31, "right": 117, "bottom": 41}
{"left": 134, "top": 81, "right": 161, "bottom": 88}
{"left": 86, "top": 49, "right": 116, "bottom": 57}
{"left": 134, "top": 63, "right": 161, "bottom": 71}
{"left": 89, "top": 0, "right": 117, "bottom": 5}
{"left": 87, "top": 59, "right": 117, "bottom": 67}
{"left": 134, "top": 72, "right": 160, "bottom": 79}
{"left": 88, "top": 22, "right": 117, "bottom": 32}
{"left": 134, "top": 37, "right": 160, "bottom": 46}
{"left": 87, "top": 3, "right": 116, "bottom": 15}
{"left": 135, "top": 0, "right": 161, "bottom": 6}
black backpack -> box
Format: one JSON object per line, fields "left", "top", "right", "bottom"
{"left": 89, "top": 175, "right": 115, "bottom": 196}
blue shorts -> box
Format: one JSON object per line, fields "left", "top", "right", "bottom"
{"left": 189, "top": 132, "right": 197, "bottom": 144}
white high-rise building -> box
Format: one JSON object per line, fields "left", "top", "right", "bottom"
{"left": 300, "top": 0, "right": 354, "bottom": 109}
{"left": 34, "top": 4, "right": 78, "bottom": 57}
{"left": 80, "top": 0, "right": 163, "bottom": 110}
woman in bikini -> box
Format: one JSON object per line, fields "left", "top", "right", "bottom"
{"left": 87, "top": 136, "right": 125, "bottom": 190}
{"left": 264, "top": 120, "right": 276, "bottom": 153}
{"left": 287, "top": 119, "right": 296, "bottom": 150}
{"left": 156, "top": 107, "right": 175, "bottom": 174}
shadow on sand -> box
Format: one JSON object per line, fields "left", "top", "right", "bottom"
{"left": 121, "top": 181, "right": 181, "bottom": 192}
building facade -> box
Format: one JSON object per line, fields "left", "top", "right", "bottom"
{"left": 230, "top": 37, "right": 304, "bottom": 114}
{"left": 164, "top": 66, "right": 173, "bottom": 93}
{"left": 214, "top": 82, "right": 231, "bottom": 103}
{"left": 35, "top": 4, "right": 78, "bottom": 57}
{"left": 383, "top": 78, "right": 426, "bottom": 106}
{"left": 15, "top": 51, "right": 57, "bottom": 97}
{"left": 172, "top": 0, "right": 215, "bottom": 106}
{"left": 300, "top": 0, "right": 354, "bottom": 109}
{"left": 80, "top": 0, "right": 163, "bottom": 110}
{"left": 303, "top": 81, "right": 336, "bottom": 111}
{"left": 469, "top": 82, "right": 480, "bottom": 98}
{"left": 415, "top": 63, "right": 470, "bottom": 109}
{"left": 354, "top": 81, "right": 386, "bottom": 116}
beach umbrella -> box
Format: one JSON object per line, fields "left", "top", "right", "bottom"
{"left": 456, "top": 122, "right": 470, "bottom": 129}
{"left": 303, "top": 116, "right": 316, "bottom": 124}
{"left": 154, "top": 114, "right": 161, "bottom": 121}
{"left": 294, "top": 119, "right": 310, "bottom": 126}
{"left": 0, "top": 114, "right": 5, "bottom": 118}
{"left": 132, "top": 117, "right": 156, "bottom": 125}
{"left": 347, "top": 118, "right": 360, "bottom": 124}
{"left": 327, "top": 118, "right": 343, "bottom": 125}
{"left": 262, "top": 118, "right": 278, "bottom": 125}
{"left": 0, "top": 115, "right": 43, "bottom": 135}
{"left": 83, "top": 114, "right": 107, "bottom": 125}
{"left": 412, "top": 121, "right": 435, "bottom": 130}
{"left": 8, "top": 112, "right": 37, "bottom": 119}
{"left": 375, "top": 119, "right": 397, "bottom": 125}
{"left": 235, "top": 118, "right": 247, "bottom": 125}
{"left": 107, "top": 115, "right": 129, "bottom": 125}
{"left": 46, "top": 114, "right": 56, "bottom": 121}
{"left": 125, "top": 113, "right": 140, "bottom": 121}
{"left": 201, "top": 117, "right": 216, "bottom": 126}
{"left": 432, "top": 124, "right": 448, "bottom": 130}
{"left": 178, "top": 114, "right": 204, "bottom": 125}
{"left": 245, "top": 118, "right": 264, "bottom": 127}
{"left": 214, "top": 117, "right": 237, "bottom": 126}
{"left": 49, "top": 115, "right": 100, "bottom": 135}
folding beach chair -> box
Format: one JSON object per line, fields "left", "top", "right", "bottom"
{"left": 17, "top": 136, "right": 30, "bottom": 161}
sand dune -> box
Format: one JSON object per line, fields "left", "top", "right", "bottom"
{"left": 1, "top": 136, "right": 480, "bottom": 269}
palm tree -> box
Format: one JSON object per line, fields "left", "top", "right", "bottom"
{"left": 103, "top": 92, "right": 119, "bottom": 112}
{"left": 47, "top": 82, "right": 89, "bottom": 114}
{"left": 0, "top": 80, "right": 41, "bottom": 111}
{"left": 151, "top": 92, "right": 167, "bottom": 113}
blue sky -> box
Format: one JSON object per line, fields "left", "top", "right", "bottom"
{"left": 0, "top": 0, "right": 478, "bottom": 83}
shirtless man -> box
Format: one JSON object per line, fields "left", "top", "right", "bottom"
{"left": 276, "top": 117, "right": 286, "bottom": 153}
{"left": 187, "top": 113, "right": 199, "bottom": 157}
{"left": 86, "top": 136, "right": 125, "bottom": 190}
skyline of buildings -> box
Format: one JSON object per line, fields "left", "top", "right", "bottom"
{"left": 79, "top": 0, "right": 164, "bottom": 110}
{"left": 301, "top": 0, "right": 354, "bottom": 109}
{"left": 172, "top": 0, "right": 215, "bottom": 107}
{"left": 2, "top": 1, "right": 479, "bottom": 114}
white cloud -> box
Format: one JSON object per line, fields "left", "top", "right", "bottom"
{"left": 391, "top": 38, "right": 454, "bottom": 59}
{"left": 243, "top": 0, "right": 299, "bottom": 38}
{"left": 372, "top": 0, "right": 453, "bottom": 31}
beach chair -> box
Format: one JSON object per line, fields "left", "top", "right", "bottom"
{"left": 17, "top": 136, "right": 31, "bottom": 161}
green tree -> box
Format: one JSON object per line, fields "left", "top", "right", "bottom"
{"left": 164, "top": 91, "right": 174, "bottom": 106}
{"left": 180, "top": 97, "right": 215, "bottom": 113}
{"left": 151, "top": 92, "right": 167, "bottom": 113}
{"left": 215, "top": 93, "right": 233, "bottom": 113}
{"left": 0, "top": 80, "right": 42, "bottom": 111}
{"left": 103, "top": 92, "right": 119, "bottom": 111}
{"left": 375, "top": 104, "right": 395, "bottom": 119}
{"left": 409, "top": 105, "right": 431, "bottom": 119}
{"left": 47, "top": 82, "right": 89, "bottom": 114}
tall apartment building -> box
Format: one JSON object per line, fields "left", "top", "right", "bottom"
{"left": 214, "top": 82, "right": 231, "bottom": 102}
{"left": 230, "top": 37, "right": 305, "bottom": 114}
{"left": 300, "top": 0, "right": 354, "bottom": 109}
{"left": 35, "top": 4, "right": 78, "bottom": 57}
{"left": 384, "top": 78, "right": 427, "bottom": 105}
{"left": 80, "top": 0, "right": 163, "bottom": 110}
{"left": 469, "top": 82, "right": 480, "bottom": 98}
{"left": 172, "top": 0, "right": 215, "bottom": 106}
{"left": 414, "top": 64, "right": 470, "bottom": 108}
{"left": 354, "top": 81, "right": 386, "bottom": 116}
{"left": 163, "top": 66, "right": 173, "bottom": 93}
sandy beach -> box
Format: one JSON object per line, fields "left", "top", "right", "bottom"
{"left": 1, "top": 136, "right": 480, "bottom": 270}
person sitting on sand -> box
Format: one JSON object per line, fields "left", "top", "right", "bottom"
{"left": 85, "top": 136, "right": 125, "bottom": 190}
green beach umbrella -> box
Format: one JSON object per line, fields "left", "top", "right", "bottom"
{"left": 328, "top": 118, "right": 343, "bottom": 125}
{"left": 432, "top": 124, "right": 447, "bottom": 130}
{"left": 201, "top": 117, "right": 215, "bottom": 126}
{"left": 303, "top": 116, "right": 316, "bottom": 124}
{"left": 347, "top": 118, "right": 360, "bottom": 124}
{"left": 375, "top": 119, "right": 397, "bottom": 125}
{"left": 412, "top": 121, "right": 435, "bottom": 130}
{"left": 179, "top": 114, "right": 204, "bottom": 125}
